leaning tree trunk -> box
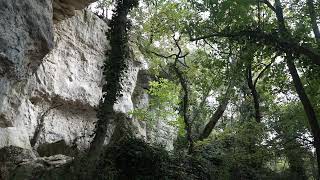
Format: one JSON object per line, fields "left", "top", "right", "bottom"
{"left": 198, "top": 94, "right": 229, "bottom": 141}
{"left": 306, "top": 0, "right": 320, "bottom": 47}
{"left": 273, "top": 0, "right": 320, "bottom": 176}
{"left": 87, "top": 0, "right": 138, "bottom": 163}
{"left": 286, "top": 55, "right": 320, "bottom": 177}
{"left": 197, "top": 55, "right": 242, "bottom": 141}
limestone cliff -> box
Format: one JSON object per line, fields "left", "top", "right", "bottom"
{"left": 0, "top": 0, "right": 175, "bottom": 157}
{"left": 0, "top": 8, "right": 146, "bottom": 152}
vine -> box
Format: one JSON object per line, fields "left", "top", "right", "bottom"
{"left": 87, "top": 0, "right": 139, "bottom": 163}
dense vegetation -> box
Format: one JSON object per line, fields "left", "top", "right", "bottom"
{"left": 90, "top": 0, "right": 320, "bottom": 179}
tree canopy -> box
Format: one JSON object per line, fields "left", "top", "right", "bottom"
{"left": 92, "top": 0, "right": 320, "bottom": 179}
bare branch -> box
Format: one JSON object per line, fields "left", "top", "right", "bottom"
{"left": 150, "top": 51, "right": 176, "bottom": 59}
{"left": 253, "top": 53, "right": 279, "bottom": 87}
{"left": 261, "top": 0, "right": 276, "bottom": 12}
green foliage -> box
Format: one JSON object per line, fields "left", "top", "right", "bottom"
{"left": 96, "top": 137, "right": 211, "bottom": 179}
{"left": 98, "top": 0, "right": 320, "bottom": 179}
{"left": 191, "top": 120, "right": 274, "bottom": 179}
{"left": 143, "top": 1, "right": 193, "bottom": 38}
{"left": 131, "top": 78, "right": 185, "bottom": 135}
{"left": 148, "top": 79, "right": 180, "bottom": 107}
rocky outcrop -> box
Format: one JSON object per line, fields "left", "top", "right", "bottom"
{"left": 0, "top": 8, "right": 150, "bottom": 153}
{"left": 0, "top": 0, "right": 54, "bottom": 128}
{"left": 0, "top": 128, "right": 32, "bottom": 149}
{"left": 0, "top": 0, "right": 99, "bottom": 144}
{"left": 0, "top": 10, "right": 110, "bottom": 152}
{"left": 53, "top": 0, "right": 96, "bottom": 22}
{"left": 148, "top": 120, "right": 177, "bottom": 151}
{"left": 0, "top": 0, "right": 54, "bottom": 78}
{"left": 0, "top": 146, "right": 36, "bottom": 180}
{"left": 0, "top": 0, "right": 176, "bottom": 166}
{"left": 8, "top": 154, "right": 73, "bottom": 180}
{"left": 0, "top": 0, "right": 98, "bottom": 81}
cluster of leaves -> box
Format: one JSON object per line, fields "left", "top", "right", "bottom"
{"left": 95, "top": 137, "right": 211, "bottom": 179}
{"left": 84, "top": 0, "right": 320, "bottom": 179}
{"left": 128, "top": 0, "right": 320, "bottom": 179}
{"left": 193, "top": 120, "right": 273, "bottom": 179}
{"left": 131, "top": 78, "right": 186, "bottom": 135}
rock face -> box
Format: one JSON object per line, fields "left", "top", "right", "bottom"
{"left": 0, "top": 10, "right": 111, "bottom": 152}
{"left": 8, "top": 154, "right": 73, "bottom": 180}
{"left": 0, "top": 0, "right": 54, "bottom": 128}
{"left": 0, "top": 0, "right": 54, "bottom": 78}
{"left": 53, "top": 0, "right": 96, "bottom": 22}
{"left": 148, "top": 120, "right": 178, "bottom": 151}
{"left": 26, "top": 10, "right": 109, "bottom": 151}
{"left": 0, "top": 146, "right": 36, "bottom": 180}
{"left": 0, "top": 0, "right": 176, "bottom": 162}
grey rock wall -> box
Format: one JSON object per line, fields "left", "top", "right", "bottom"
{"left": 0, "top": 0, "right": 176, "bottom": 157}
{"left": 0, "top": 10, "right": 103, "bottom": 151}
{"left": 53, "top": 0, "right": 96, "bottom": 22}
{"left": 0, "top": 8, "right": 149, "bottom": 152}
{"left": 0, "top": 0, "right": 54, "bottom": 78}
{"left": 0, "top": 0, "right": 54, "bottom": 128}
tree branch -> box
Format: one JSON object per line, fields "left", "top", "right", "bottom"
{"left": 261, "top": 0, "right": 276, "bottom": 12}
{"left": 247, "top": 62, "right": 262, "bottom": 123}
{"left": 189, "top": 29, "right": 320, "bottom": 66}
{"left": 253, "top": 54, "right": 277, "bottom": 87}
{"left": 150, "top": 51, "right": 176, "bottom": 59}
{"left": 198, "top": 86, "right": 231, "bottom": 141}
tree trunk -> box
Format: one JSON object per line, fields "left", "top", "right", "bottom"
{"left": 286, "top": 55, "right": 320, "bottom": 177}
{"left": 246, "top": 63, "right": 261, "bottom": 123}
{"left": 306, "top": 0, "right": 320, "bottom": 47}
{"left": 87, "top": 0, "right": 137, "bottom": 163}
{"left": 198, "top": 56, "right": 241, "bottom": 141}
{"left": 173, "top": 65, "right": 194, "bottom": 153}
{"left": 273, "top": 1, "right": 320, "bottom": 175}
{"left": 198, "top": 94, "right": 229, "bottom": 141}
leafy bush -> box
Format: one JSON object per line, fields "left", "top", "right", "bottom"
{"left": 96, "top": 137, "right": 211, "bottom": 180}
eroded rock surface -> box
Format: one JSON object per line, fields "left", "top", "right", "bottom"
{"left": 0, "top": 9, "right": 152, "bottom": 154}
{"left": 0, "top": 0, "right": 54, "bottom": 78}
{"left": 0, "top": 1, "right": 177, "bottom": 169}
{"left": 0, "top": 9, "right": 108, "bottom": 152}
{"left": 0, "top": 0, "right": 54, "bottom": 128}
{"left": 53, "top": 0, "right": 96, "bottom": 22}
{"left": 8, "top": 155, "right": 73, "bottom": 180}
{"left": 26, "top": 10, "right": 109, "bottom": 151}
{"left": 0, "top": 146, "right": 36, "bottom": 180}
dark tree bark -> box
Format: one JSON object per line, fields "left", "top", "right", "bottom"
{"left": 246, "top": 63, "right": 261, "bottom": 123}
{"left": 272, "top": 1, "right": 320, "bottom": 176}
{"left": 198, "top": 92, "right": 230, "bottom": 141}
{"left": 87, "top": 0, "right": 138, "bottom": 163}
{"left": 306, "top": 0, "right": 320, "bottom": 47}
{"left": 174, "top": 64, "right": 194, "bottom": 153}
{"left": 286, "top": 55, "right": 320, "bottom": 177}
{"left": 274, "top": 0, "right": 286, "bottom": 33}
